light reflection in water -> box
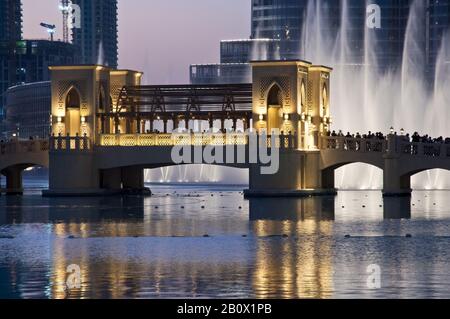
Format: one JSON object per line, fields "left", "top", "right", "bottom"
{"left": 1, "top": 189, "right": 450, "bottom": 299}
{"left": 250, "top": 197, "right": 334, "bottom": 299}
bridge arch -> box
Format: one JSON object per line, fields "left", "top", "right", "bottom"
{"left": 321, "top": 161, "right": 384, "bottom": 190}
{"left": 1, "top": 159, "right": 49, "bottom": 195}
{"left": 399, "top": 166, "right": 450, "bottom": 190}
{"left": 99, "top": 162, "right": 248, "bottom": 192}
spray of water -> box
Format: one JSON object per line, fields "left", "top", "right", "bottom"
{"left": 97, "top": 41, "right": 105, "bottom": 66}
{"left": 146, "top": 0, "right": 450, "bottom": 188}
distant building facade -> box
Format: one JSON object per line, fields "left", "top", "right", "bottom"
{"left": 1, "top": 81, "right": 51, "bottom": 138}
{"left": 191, "top": 39, "right": 280, "bottom": 84}
{"left": 428, "top": 0, "right": 450, "bottom": 75}
{"left": 71, "top": 0, "right": 118, "bottom": 68}
{"left": 0, "top": 0, "right": 22, "bottom": 42}
{"left": 1, "top": 40, "right": 79, "bottom": 118}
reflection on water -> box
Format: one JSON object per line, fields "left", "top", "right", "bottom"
{"left": 384, "top": 197, "right": 411, "bottom": 220}
{"left": 250, "top": 197, "right": 335, "bottom": 298}
{"left": 1, "top": 186, "right": 450, "bottom": 299}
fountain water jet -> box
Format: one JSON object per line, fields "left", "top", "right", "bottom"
{"left": 145, "top": 0, "right": 450, "bottom": 189}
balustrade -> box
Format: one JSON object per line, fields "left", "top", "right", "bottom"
{"left": 0, "top": 139, "right": 49, "bottom": 156}
{"left": 98, "top": 132, "right": 297, "bottom": 149}
{"left": 49, "top": 134, "right": 91, "bottom": 151}
{"left": 321, "top": 136, "right": 387, "bottom": 153}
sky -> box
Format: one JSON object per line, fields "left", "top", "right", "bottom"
{"left": 22, "top": 0, "right": 250, "bottom": 84}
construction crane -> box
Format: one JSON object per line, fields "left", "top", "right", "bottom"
{"left": 59, "top": 0, "right": 71, "bottom": 43}
{"left": 40, "top": 23, "right": 56, "bottom": 41}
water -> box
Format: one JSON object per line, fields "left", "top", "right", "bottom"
{"left": 1, "top": 181, "right": 450, "bottom": 299}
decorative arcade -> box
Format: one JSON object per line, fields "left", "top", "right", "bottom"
{"left": 1, "top": 61, "right": 449, "bottom": 196}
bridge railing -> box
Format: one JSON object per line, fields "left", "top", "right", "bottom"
{"left": 321, "top": 136, "right": 387, "bottom": 153}
{"left": 398, "top": 140, "right": 450, "bottom": 158}
{"left": 0, "top": 139, "right": 49, "bottom": 156}
{"left": 98, "top": 133, "right": 297, "bottom": 149}
{"left": 49, "top": 134, "right": 91, "bottom": 151}
{"left": 321, "top": 135, "right": 450, "bottom": 159}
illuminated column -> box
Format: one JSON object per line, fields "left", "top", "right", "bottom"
{"left": 309, "top": 66, "right": 332, "bottom": 149}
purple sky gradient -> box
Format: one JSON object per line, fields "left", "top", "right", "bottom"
{"left": 22, "top": 0, "right": 250, "bottom": 83}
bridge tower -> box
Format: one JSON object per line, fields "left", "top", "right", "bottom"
{"left": 45, "top": 65, "right": 144, "bottom": 196}
{"left": 246, "top": 60, "right": 336, "bottom": 196}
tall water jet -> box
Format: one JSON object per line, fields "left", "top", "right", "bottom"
{"left": 412, "top": 30, "right": 450, "bottom": 189}
{"left": 97, "top": 41, "right": 105, "bottom": 66}
{"left": 302, "top": 0, "right": 335, "bottom": 64}
{"left": 398, "top": 0, "right": 427, "bottom": 133}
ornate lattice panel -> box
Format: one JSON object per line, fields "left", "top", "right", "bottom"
{"left": 259, "top": 76, "right": 292, "bottom": 108}
{"left": 57, "top": 80, "right": 88, "bottom": 112}
{"left": 307, "top": 80, "right": 313, "bottom": 112}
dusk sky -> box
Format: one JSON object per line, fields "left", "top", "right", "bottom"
{"left": 22, "top": 0, "right": 250, "bottom": 84}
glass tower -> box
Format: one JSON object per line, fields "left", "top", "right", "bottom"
{"left": 190, "top": 0, "right": 450, "bottom": 84}
{"left": 71, "top": 0, "right": 118, "bottom": 68}
{"left": 0, "top": 0, "right": 22, "bottom": 42}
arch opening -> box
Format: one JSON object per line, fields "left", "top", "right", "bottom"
{"left": 409, "top": 169, "right": 450, "bottom": 190}
{"left": 266, "top": 83, "right": 283, "bottom": 133}
{"left": 65, "top": 87, "right": 82, "bottom": 136}
{"left": 325, "top": 162, "right": 384, "bottom": 190}
{"left": 144, "top": 164, "right": 249, "bottom": 185}
{"left": 99, "top": 86, "right": 106, "bottom": 112}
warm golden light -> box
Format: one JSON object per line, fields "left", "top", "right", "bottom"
{"left": 99, "top": 133, "right": 249, "bottom": 147}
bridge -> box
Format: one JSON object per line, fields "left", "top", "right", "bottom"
{"left": 0, "top": 139, "right": 49, "bottom": 195}
{"left": 0, "top": 60, "right": 449, "bottom": 197}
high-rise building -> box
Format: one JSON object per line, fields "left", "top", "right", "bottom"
{"left": 191, "top": 0, "right": 450, "bottom": 84}
{"left": 251, "top": 0, "right": 308, "bottom": 60}
{"left": 71, "top": 0, "right": 118, "bottom": 68}
{"left": 428, "top": 0, "right": 450, "bottom": 74}
{"left": 0, "top": 40, "right": 80, "bottom": 119}
{"left": 0, "top": 0, "right": 22, "bottom": 42}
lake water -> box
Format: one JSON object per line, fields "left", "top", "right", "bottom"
{"left": 1, "top": 181, "right": 450, "bottom": 299}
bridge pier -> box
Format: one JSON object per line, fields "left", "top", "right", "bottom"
{"left": 382, "top": 162, "right": 413, "bottom": 197}
{"left": 382, "top": 138, "right": 413, "bottom": 197}
{"left": 245, "top": 150, "right": 338, "bottom": 198}
{"left": 1, "top": 166, "right": 24, "bottom": 195}
{"left": 121, "top": 166, "right": 151, "bottom": 195}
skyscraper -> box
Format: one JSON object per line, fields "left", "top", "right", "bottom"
{"left": 0, "top": 0, "right": 22, "bottom": 42}
{"left": 0, "top": 1, "right": 80, "bottom": 120}
{"left": 191, "top": 0, "right": 450, "bottom": 84}
{"left": 251, "top": 0, "right": 308, "bottom": 60}
{"left": 428, "top": 0, "right": 450, "bottom": 75}
{"left": 71, "top": 0, "right": 118, "bottom": 68}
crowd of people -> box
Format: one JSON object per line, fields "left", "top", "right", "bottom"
{"left": 326, "top": 130, "right": 450, "bottom": 144}
{"left": 327, "top": 130, "right": 386, "bottom": 140}
{"left": 410, "top": 132, "right": 450, "bottom": 144}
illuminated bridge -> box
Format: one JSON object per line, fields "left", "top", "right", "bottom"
{"left": 1, "top": 61, "right": 449, "bottom": 197}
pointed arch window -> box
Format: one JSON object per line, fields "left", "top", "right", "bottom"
{"left": 66, "top": 87, "right": 81, "bottom": 109}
